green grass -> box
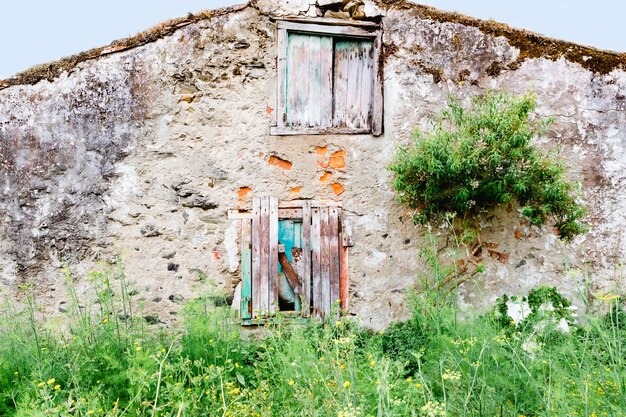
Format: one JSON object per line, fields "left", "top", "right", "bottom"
{"left": 1, "top": 267, "right": 625, "bottom": 417}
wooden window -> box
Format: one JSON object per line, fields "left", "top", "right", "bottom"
{"left": 229, "top": 197, "right": 352, "bottom": 325}
{"left": 271, "top": 19, "right": 383, "bottom": 136}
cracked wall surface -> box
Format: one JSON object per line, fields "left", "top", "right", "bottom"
{"left": 1, "top": 0, "right": 626, "bottom": 329}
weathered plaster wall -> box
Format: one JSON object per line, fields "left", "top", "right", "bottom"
{"left": 1, "top": 0, "right": 625, "bottom": 329}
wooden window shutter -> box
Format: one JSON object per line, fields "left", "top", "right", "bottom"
{"left": 285, "top": 33, "right": 334, "bottom": 128}
{"left": 332, "top": 39, "right": 375, "bottom": 131}
{"left": 273, "top": 20, "right": 383, "bottom": 136}
{"left": 236, "top": 198, "right": 349, "bottom": 323}
{"left": 309, "top": 206, "right": 342, "bottom": 319}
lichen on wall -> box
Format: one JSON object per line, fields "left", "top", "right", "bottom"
{"left": 1, "top": 0, "right": 626, "bottom": 329}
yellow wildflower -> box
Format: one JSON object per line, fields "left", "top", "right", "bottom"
{"left": 47, "top": 378, "right": 55, "bottom": 385}
{"left": 54, "top": 385, "right": 61, "bottom": 390}
{"left": 370, "top": 360, "right": 376, "bottom": 366}
{"left": 343, "top": 381, "right": 351, "bottom": 388}
{"left": 598, "top": 294, "right": 619, "bottom": 301}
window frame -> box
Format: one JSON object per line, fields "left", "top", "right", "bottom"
{"left": 270, "top": 18, "right": 384, "bottom": 136}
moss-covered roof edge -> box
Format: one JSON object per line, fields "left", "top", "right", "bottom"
{"left": 376, "top": 0, "right": 626, "bottom": 75}
{"left": 2, "top": 1, "right": 625, "bottom": 90}
{"left": 0, "top": 3, "right": 249, "bottom": 91}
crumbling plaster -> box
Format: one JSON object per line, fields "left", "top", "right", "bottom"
{"left": 1, "top": 0, "right": 626, "bottom": 329}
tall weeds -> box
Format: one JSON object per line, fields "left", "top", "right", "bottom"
{"left": 0, "top": 262, "right": 625, "bottom": 416}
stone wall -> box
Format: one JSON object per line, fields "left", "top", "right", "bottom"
{"left": 1, "top": 0, "right": 625, "bottom": 329}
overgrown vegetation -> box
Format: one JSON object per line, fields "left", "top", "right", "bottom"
{"left": 389, "top": 90, "right": 587, "bottom": 240}
{"left": 1, "top": 263, "right": 625, "bottom": 417}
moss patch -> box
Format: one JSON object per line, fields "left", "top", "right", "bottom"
{"left": 377, "top": 0, "right": 626, "bottom": 75}
{"left": 0, "top": 4, "right": 248, "bottom": 90}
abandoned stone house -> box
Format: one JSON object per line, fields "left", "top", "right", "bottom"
{"left": 1, "top": 0, "right": 626, "bottom": 329}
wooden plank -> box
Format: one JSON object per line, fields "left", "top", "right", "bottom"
{"left": 270, "top": 126, "right": 371, "bottom": 136}
{"left": 291, "top": 247, "right": 304, "bottom": 313}
{"left": 276, "top": 28, "right": 288, "bottom": 128}
{"left": 276, "top": 17, "right": 380, "bottom": 29}
{"left": 287, "top": 33, "right": 308, "bottom": 127}
{"left": 319, "top": 36, "right": 333, "bottom": 126}
{"left": 278, "top": 252, "right": 301, "bottom": 297}
{"left": 258, "top": 197, "right": 270, "bottom": 316}
{"left": 333, "top": 39, "right": 375, "bottom": 130}
{"left": 233, "top": 208, "right": 303, "bottom": 219}
{"left": 341, "top": 215, "right": 354, "bottom": 247}
{"left": 372, "top": 30, "right": 384, "bottom": 136}
{"left": 308, "top": 35, "right": 321, "bottom": 127}
{"left": 279, "top": 208, "right": 303, "bottom": 219}
{"left": 329, "top": 208, "right": 340, "bottom": 314}
{"left": 279, "top": 199, "right": 343, "bottom": 209}
{"left": 339, "top": 245, "right": 349, "bottom": 311}
{"left": 311, "top": 208, "right": 322, "bottom": 319}
{"left": 301, "top": 201, "right": 312, "bottom": 317}
{"left": 251, "top": 197, "right": 262, "bottom": 318}
{"left": 286, "top": 33, "right": 333, "bottom": 128}
{"left": 320, "top": 207, "right": 331, "bottom": 318}
{"left": 268, "top": 196, "right": 279, "bottom": 314}
{"left": 228, "top": 210, "right": 253, "bottom": 220}
{"left": 240, "top": 219, "right": 252, "bottom": 320}
{"left": 357, "top": 42, "right": 375, "bottom": 130}
{"left": 278, "top": 20, "right": 379, "bottom": 37}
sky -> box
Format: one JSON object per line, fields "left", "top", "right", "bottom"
{"left": 1, "top": 0, "right": 624, "bottom": 79}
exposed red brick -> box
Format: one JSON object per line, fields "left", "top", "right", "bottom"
{"left": 259, "top": 152, "right": 264, "bottom": 158}
{"left": 328, "top": 155, "right": 346, "bottom": 169}
{"left": 331, "top": 183, "right": 345, "bottom": 195}
{"left": 331, "top": 150, "right": 346, "bottom": 157}
{"left": 514, "top": 229, "right": 522, "bottom": 240}
{"left": 268, "top": 155, "right": 292, "bottom": 170}
{"left": 320, "top": 172, "right": 333, "bottom": 183}
{"left": 290, "top": 186, "right": 302, "bottom": 194}
{"left": 315, "top": 146, "right": 328, "bottom": 155}
{"left": 237, "top": 187, "right": 252, "bottom": 199}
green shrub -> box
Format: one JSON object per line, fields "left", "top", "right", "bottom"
{"left": 381, "top": 318, "right": 429, "bottom": 375}
{"left": 389, "top": 90, "right": 587, "bottom": 240}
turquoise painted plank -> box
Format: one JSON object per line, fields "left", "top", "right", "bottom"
{"left": 240, "top": 219, "right": 252, "bottom": 321}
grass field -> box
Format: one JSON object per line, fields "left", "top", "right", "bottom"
{"left": 1, "top": 265, "right": 625, "bottom": 417}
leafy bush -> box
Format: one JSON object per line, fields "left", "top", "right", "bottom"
{"left": 381, "top": 318, "right": 429, "bottom": 375}
{"left": 389, "top": 90, "right": 587, "bottom": 240}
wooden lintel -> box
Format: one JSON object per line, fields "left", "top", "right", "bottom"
{"left": 228, "top": 210, "right": 253, "bottom": 220}
{"left": 279, "top": 199, "right": 343, "bottom": 209}
{"left": 276, "top": 17, "right": 379, "bottom": 30}
{"left": 270, "top": 125, "right": 371, "bottom": 136}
